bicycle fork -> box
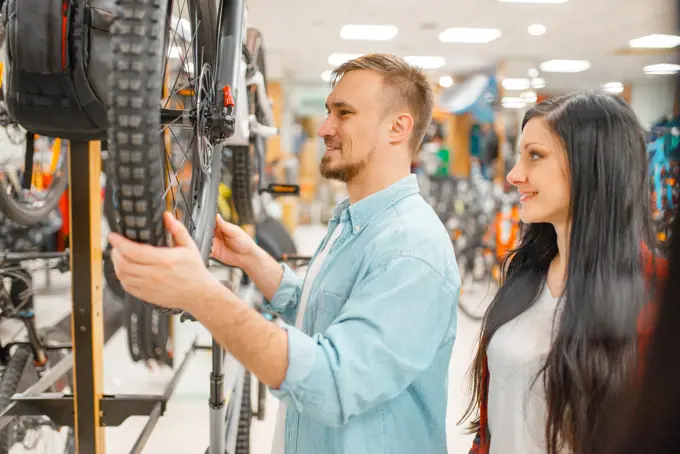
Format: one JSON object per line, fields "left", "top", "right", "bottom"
{"left": 22, "top": 312, "right": 48, "bottom": 372}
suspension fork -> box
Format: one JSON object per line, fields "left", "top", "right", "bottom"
{"left": 19, "top": 311, "right": 49, "bottom": 374}
{"left": 7, "top": 268, "right": 56, "bottom": 388}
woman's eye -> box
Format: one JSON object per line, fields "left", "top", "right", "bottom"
{"left": 529, "top": 151, "right": 541, "bottom": 160}
{"left": 340, "top": 110, "right": 351, "bottom": 116}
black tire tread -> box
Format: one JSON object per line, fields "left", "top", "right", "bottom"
{"left": 232, "top": 27, "right": 270, "bottom": 227}
{"left": 0, "top": 344, "right": 31, "bottom": 453}
{"left": 235, "top": 372, "right": 252, "bottom": 454}
{"left": 107, "top": 0, "right": 167, "bottom": 247}
{"left": 231, "top": 146, "right": 255, "bottom": 226}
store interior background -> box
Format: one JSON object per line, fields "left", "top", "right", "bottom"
{"left": 244, "top": 0, "right": 679, "bottom": 233}
{"left": 1, "top": 0, "right": 678, "bottom": 452}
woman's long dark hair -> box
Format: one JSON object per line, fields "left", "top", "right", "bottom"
{"left": 460, "top": 91, "right": 657, "bottom": 454}
{"left": 608, "top": 191, "right": 678, "bottom": 454}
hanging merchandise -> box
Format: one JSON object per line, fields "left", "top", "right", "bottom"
{"left": 421, "top": 120, "right": 450, "bottom": 177}
{"left": 469, "top": 123, "right": 483, "bottom": 160}
{"left": 479, "top": 125, "right": 499, "bottom": 181}
{"left": 647, "top": 116, "right": 680, "bottom": 250}
{"left": 437, "top": 73, "right": 499, "bottom": 124}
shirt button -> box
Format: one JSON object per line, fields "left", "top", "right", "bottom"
{"left": 354, "top": 226, "right": 360, "bottom": 232}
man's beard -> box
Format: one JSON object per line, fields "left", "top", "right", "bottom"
{"left": 319, "top": 147, "right": 373, "bottom": 182}
{"left": 319, "top": 156, "right": 364, "bottom": 182}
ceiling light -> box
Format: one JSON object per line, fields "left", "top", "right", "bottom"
{"left": 321, "top": 70, "right": 333, "bottom": 82}
{"left": 528, "top": 24, "right": 546, "bottom": 36}
{"left": 404, "top": 56, "right": 446, "bottom": 69}
{"left": 540, "top": 59, "right": 590, "bottom": 72}
{"left": 528, "top": 68, "right": 539, "bottom": 78}
{"left": 502, "top": 78, "right": 531, "bottom": 90}
{"left": 498, "top": 0, "right": 568, "bottom": 3}
{"left": 644, "top": 63, "right": 680, "bottom": 75}
{"left": 602, "top": 82, "right": 624, "bottom": 94}
{"left": 340, "top": 24, "right": 399, "bottom": 41}
{"left": 502, "top": 97, "right": 527, "bottom": 109}
{"left": 439, "top": 76, "right": 454, "bottom": 88}
{"left": 629, "top": 34, "right": 680, "bottom": 49}
{"left": 328, "top": 53, "right": 363, "bottom": 67}
{"left": 520, "top": 91, "right": 538, "bottom": 103}
{"left": 531, "top": 77, "right": 546, "bottom": 89}
{"left": 438, "top": 27, "right": 502, "bottom": 44}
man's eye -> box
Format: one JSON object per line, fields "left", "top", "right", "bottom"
{"left": 340, "top": 110, "right": 351, "bottom": 116}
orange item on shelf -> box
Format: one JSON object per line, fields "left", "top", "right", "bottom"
{"left": 494, "top": 204, "right": 520, "bottom": 262}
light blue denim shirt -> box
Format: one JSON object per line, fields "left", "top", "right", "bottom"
{"left": 267, "top": 174, "right": 460, "bottom": 454}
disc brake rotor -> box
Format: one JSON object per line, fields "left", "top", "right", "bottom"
{"left": 196, "top": 63, "right": 215, "bottom": 175}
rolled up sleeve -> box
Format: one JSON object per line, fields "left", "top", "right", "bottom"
{"left": 266, "top": 262, "right": 303, "bottom": 324}
{"left": 270, "top": 255, "right": 459, "bottom": 427}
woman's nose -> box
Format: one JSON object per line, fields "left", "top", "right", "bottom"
{"left": 506, "top": 161, "right": 527, "bottom": 186}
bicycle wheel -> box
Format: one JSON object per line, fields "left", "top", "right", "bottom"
{"left": 256, "top": 216, "right": 297, "bottom": 257}
{"left": 246, "top": 28, "right": 269, "bottom": 127}
{"left": 0, "top": 344, "right": 30, "bottom": 453}
{"left": 107, "top": 0, "right": 221, "bottom": 311}
{"left": 231, "top": 28, "right": 270, "bottom": 226}
{"left": 0, "top": 344, "right": 75, "bottom": 454}
{"left": 0, "top": 132, "right": 68, "bottom": 226}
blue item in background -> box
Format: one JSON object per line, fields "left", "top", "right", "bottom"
{"left": 437, "top": 73, "right": 499, "bottom": 124}
{"left": 469, "top": 124, "right": 482, "bottom": 159}
{"left": 647, "top": 116, "right": 679, "bottom": 250}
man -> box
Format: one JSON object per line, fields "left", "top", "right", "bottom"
{"left": 110, "top": 53, "right": 460, "bottom": 454}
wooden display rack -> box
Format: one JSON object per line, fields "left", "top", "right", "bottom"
{"left": 0, "top": 140, "right": 195, "bottom": 453}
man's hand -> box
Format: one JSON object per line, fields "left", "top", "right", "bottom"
{"left": 111, "top": 212, "right": 290, "bottom": 390}
{"left": 212, "top": 214, "right": 285, "bottom": 302}
{"left": 109, "top": 212, "right": 224, "bottom": 312}
{"left": 211, "top": 214, "right": 258, "bottom": 268}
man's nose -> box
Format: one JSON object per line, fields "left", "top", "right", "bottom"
{"left": 317, "top": 116, "right": 335, "bottom": 138}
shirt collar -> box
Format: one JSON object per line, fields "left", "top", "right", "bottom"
{"left": 330, "top": 174, "right": 420, "bottom": 234}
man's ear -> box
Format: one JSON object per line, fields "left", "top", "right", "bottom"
{"left": 388, "top": 113, "right": 414, "bottom": 145}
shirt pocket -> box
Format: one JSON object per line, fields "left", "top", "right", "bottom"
{"left": 315, "top": 288, "right": 347, "bottom": 330}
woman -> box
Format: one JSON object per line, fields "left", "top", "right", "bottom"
{"left": 460, "top": 91, "right": 666, "bottom": 454}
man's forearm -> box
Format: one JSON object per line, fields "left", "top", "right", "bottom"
{"left": 240, "top": 246, "right": 284, "bottom": 302}
{"left": 192, "top": 279, "right": 289, "bottom": 389}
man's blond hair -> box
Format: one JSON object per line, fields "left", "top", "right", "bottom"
{"left": 330, "top": 53, "right": 435, "bottom": 154}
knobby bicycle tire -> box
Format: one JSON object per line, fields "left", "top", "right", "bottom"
{"left": 235, "top": 372, "right": 252, "bottom": 454}
{"left": 231, "top": 145, "right": 255, "bottom": 225}
{"left": 107, "top": 0, "right": 221, "bottom": 316}
{"left": 0, "top": 344, "right": 75, "bottom": 454}
{"left": 232, "top": 28, "right": 270, "bottom": 227}
{"left": 0, "top": 344, "right": 30, "bottom": 453}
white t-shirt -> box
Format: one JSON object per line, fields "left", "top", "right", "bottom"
{"left": 486, "top": 283, "right": 570, "bottom": 454}
{"left": 270, "top": 224, "right": 343, "bottom": 454}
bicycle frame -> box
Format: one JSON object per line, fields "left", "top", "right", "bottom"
{"left": 184, "top": 1, "right": 251, "bottom": 452}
